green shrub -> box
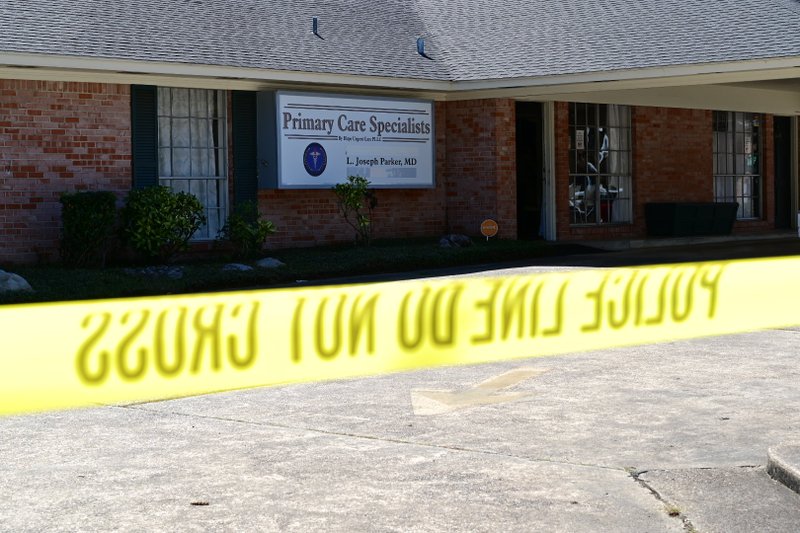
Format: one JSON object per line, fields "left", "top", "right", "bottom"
{"left": 60, "top": 191, "right": 118, "bottom": 267}
{"left": 217, "top": 201, "right": 276, "bottom": 259}
{"left": 332, "top": 175, "right": 377, "bottom": 246}
{"left": 121, "top": 186, "right": 206, "bottom": 263}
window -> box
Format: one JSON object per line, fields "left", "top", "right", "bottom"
{"left": 568, "top": 103, "right": 632, "bottom": 225}
{"left": 713, "top": 111, "right": 761, "bottom": 219}
{"left": 157, "top": 87, "right": 228, "bottom": 239}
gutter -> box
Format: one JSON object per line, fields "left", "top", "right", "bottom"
{"left": 1, "top": 51, "right": 800, "bottom": 100}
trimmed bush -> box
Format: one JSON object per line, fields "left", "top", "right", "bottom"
{"left": 121, "top": 186, "right": 206, "bottom": 263}
{"left": 217, "top": 201, "right": 276, "bottom": 259}
{"left": 60, "top": 191, "right": 118, "bottom": 267}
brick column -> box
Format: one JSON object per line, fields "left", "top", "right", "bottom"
{"left": 444, "top": 99, "right": 517, "bottom": 238}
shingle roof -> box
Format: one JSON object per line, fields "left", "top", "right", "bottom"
{"left": 1, "top": 0, "right": 800, "bottom": 83}
{"left": 417, "top": 0, "right": 800, "bottom": 81}
{"left": 0, "top": 0, "right": 450, "bottom": 80}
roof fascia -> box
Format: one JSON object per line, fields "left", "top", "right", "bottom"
{"left": 3, "top": 52, "right": 800, "bottom": 101}
{"left": 0, "top": 52, "right": 453, "bottom": 93}
{"left": 444, "top": 57, "right": 800, "bottom": 99}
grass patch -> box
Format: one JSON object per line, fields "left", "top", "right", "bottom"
{"left": 0, "top": 238, "right": 597, "bottom": 305}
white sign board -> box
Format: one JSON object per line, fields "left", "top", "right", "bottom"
{"left": 575, "top": 129, "right": 585, "bottom": 150}
{"left": 276, "top": 92, "right": 435, "bottom": 188}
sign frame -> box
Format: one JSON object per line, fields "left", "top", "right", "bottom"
{"left": 274, "top": 91, "right": 436, "bottom": 190}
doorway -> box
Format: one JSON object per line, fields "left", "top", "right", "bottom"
{"left": 516, "top": 102, "right": 544, "bottom": 239}
{"left": 774, "top": 116, "right": 792, "bottom": 229}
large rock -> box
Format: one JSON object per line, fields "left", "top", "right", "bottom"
{"left": 256, "top": 258, "right": 286, "bottom": 269}
{"left": 439, "top": 234, "right": 473, "bottom": 248}
{"left": 0, "top": 270, "right": 33, "bottom": 292}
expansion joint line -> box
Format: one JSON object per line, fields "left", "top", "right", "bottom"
{"left": 629, "top": 470, "right": 698, "bottom": 533}
{"left": 114, "top": 403, "right": 621, "bottom": 473}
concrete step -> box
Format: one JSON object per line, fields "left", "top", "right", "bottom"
{"left": 768, "top": 444, "right": 800, "bottom": 495}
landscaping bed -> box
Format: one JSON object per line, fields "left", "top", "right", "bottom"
{"left": 0, "top": 238, "right": 598, "bottom": 305}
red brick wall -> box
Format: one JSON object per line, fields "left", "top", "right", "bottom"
{"left": 0, "top": 80, "right": 783, "bottom": 263}
{"left": 0, "top": 80, "right": 131, "bottom": 263}
{"left": 257, "top": 101, "right": 448, "bottom": 248}
{"left": 556, "top": 103, "right": 776, "bottom": 240}
{"left": 444, "top": 99, "right": 517, "bottom": 238}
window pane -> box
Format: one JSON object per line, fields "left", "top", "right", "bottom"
{"left": 214, "top": 149, "right": 226, "bottom": 177}
{"left": 158, "top": 119, "right": 171, "bottom": 148}
{"left": 576, "top": 103, "right": 586, "bottom": 126}
{"left": 735, "top": 154, "right": 745, "bottom": 175}
{"left": 568, "top": 103, "right": 632, "bottom": 225}
{"left": 157, "top": 88, "right": 171, "bottom": 116}
{"left": 588, "top": 105, "right": 598, "bottom": 127}
{"left": 172, "top": 148, "right": 191, "bottom": 177}
{"left": 190, "top": 89, "right": 208, "bottom": 118}
{"left": 171, "top": 118, "right": 191, "bottom": 148}
{"left": 158, "top": 148, "right": 172, "bottom": 177}
{"left": 171, "top": 89, "right": 190, "bottom": 117}
{"left": 191, "top": 148, "right": 210, "bottom": 177}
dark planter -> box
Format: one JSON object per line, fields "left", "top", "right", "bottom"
{"left": 645, "top": 202, "right": 738, "bottom": 237}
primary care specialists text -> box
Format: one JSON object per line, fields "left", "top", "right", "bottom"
{"left": 283, "top": 112, "right": 432, "bottom": 136}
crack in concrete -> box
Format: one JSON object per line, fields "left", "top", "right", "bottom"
{"left": 631, "top": 470, "right": 698, "bottom": 533}
{"left": 113, "top": 404, "right": 624, "bottom": 474}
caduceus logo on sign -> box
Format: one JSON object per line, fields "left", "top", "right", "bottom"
{"left": 303, "top": 143, "right": 327, "bottom": 177}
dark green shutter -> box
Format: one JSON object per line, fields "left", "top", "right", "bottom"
{"left": 130, "top": 85, "right": 159, "bottom": 189}
{"left": 232, "top": 91, "right": 258, "bottom": 206}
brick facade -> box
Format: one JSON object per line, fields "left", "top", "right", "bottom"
{"left": 0, "top": 80, "right": 131, "bottom": 263}
{"left": 444, "top": 99, "right": 517, "bottom": 239}
{"left": 0, "top": 78, "right": 786, "bottom": 264}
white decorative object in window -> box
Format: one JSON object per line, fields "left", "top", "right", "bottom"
{"left": 713, "top": 111, "right": 761, "bottom": 219}
{"left": 568, "top": 103, "right": 633, "bottom": 225}
{"left": 157, "top": 87, "right": 228, "bottom": 240}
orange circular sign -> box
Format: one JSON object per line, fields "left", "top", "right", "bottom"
{"left": 480, "top": 219, "right": 499, "bottom": 238}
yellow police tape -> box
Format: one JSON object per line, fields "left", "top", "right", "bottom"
{"left": 2, "top": 255, "right": 800, "bottom": 416}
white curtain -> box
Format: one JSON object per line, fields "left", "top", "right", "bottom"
{"left": 157, "top": 88, "right": 226, "bottom": 239}
{"left": 607, "top": 104, "right": 632, "bottom": 223}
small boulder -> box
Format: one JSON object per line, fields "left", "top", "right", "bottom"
{"left": 223, "top": 263, "right": 254, "bottom": 272}
{"left": 0, "top": 270, "right": 33, "bottom": 292}
{"left": 256, "top": 258, "right": 286, "bottom": 269}
{"left": 123, "top": 266, "right": 184, "bottom": 279}
{"left": 164, "top": 267, "right": 185, "bottom": 279}
{"left": 449, "top": 234, "right": 473, "bottom": 247}
{"left": 439, "top": 234, "right": 473, "bottom": 248}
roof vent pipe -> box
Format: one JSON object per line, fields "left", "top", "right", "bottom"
{"left": 417, "top": 37, "right": 426, "bottom": 57}
{"left": 312, "top": 16, "right": 321, "bottom": 38}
